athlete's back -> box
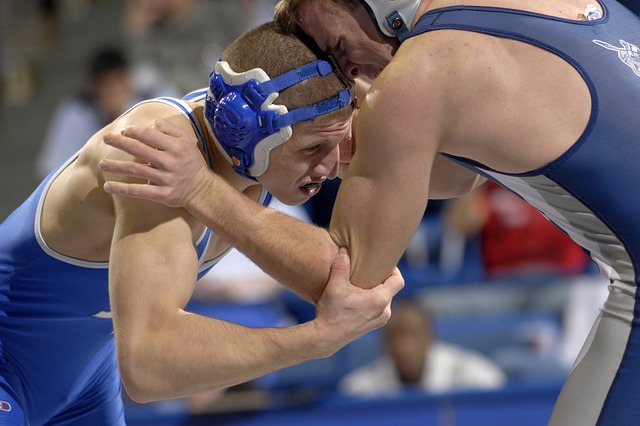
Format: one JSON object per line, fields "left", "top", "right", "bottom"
{"left": 403, "top": 1, "right": 640, "bottom": 424}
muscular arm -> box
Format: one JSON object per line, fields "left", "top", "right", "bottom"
{"left": 187, "top": 172, "right": 340, "bottom": 301}
{"left": 109, "top": 193, "right": 400, "bottom": 402}
{"left": 100, "top": 49, "right": 477, "bottom": 291}
{"left": 104, "top": 112, "right": 402, "bottom": 403}
{"left": 329, "top": 61, "right": 438, "bottom": 286}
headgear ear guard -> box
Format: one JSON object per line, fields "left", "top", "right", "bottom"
{"left": 360, "top": 0, "right": 422, "bottom": 39}
{"left": 204, "top": 58, "right": 353, "bottom": 180}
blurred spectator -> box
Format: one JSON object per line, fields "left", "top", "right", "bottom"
{"left": 339, "top": 300, "right": 506, "bottom": 397}
{"left": 443, "top": 181, "right": 590, "bottom": 280}
{"left": 35, "top": 46, "right": 137, "bottom": 178}
{"left": 123, "top": 0, "right": 262, "bottom": 97}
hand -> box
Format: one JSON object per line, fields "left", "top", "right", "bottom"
{"left": 99, "top": 119, "right": 209, "bottom": 208}
{"left": 312, "top": 248, "right": 404, "bottom": 357}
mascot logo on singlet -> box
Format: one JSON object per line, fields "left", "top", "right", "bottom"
{"left": 0, "top": 401, "right": 11, "bottom": 412}
{"left": 593, "top": 39, "right": 640, "bottom": 77}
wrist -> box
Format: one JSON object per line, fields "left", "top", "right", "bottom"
{"left": 185, "top": 167, "right": 217, "bottom": 212}
{"left": 303, "top": 319, "right": 343, "bottom": 359}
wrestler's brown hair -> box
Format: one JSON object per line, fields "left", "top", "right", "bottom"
{"left": 221, "top": 21, "right": 353, "bottom": 125}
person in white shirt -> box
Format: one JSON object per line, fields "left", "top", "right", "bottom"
{"left": 340, "top": 300, "right": 506, "bottom": 396}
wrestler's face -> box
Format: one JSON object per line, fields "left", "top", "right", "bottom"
{"left": 257, "top": 116, "right": 354, "bottom": 205}
{"left": 298, "top": 0, "right": 397, "bottom": 81}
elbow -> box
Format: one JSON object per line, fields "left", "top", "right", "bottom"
{"left": 121, "top": 382, "right": 154, "bottom": 405}
{"left": 309, "top": 243, "right": 341, "bottom": 305}
{"left": 120, "top": 377, "right": 154, "bottom": 405}
{"left": 116, "top": 340, "right": 166, "bottom": 404}
{"left": 118, "top": 354, "right": 156, "bottom": 404}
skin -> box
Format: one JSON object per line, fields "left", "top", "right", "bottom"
{"left": 383, "top": 303, "right": 432, "bottom": 385}
{"left": 39, "top": 93, "right": 403, "bottom": 404}
{"left": 97, "top": 1, "right": 607, "bottom": 422}
{"left": 99, "top": 0, "right": 594, "bottom": 329}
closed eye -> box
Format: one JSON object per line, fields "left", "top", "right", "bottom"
{"left": 329, "top": 38, "right": 343, "bottom": 56}
{"left": 304, "top": 144, "right": 322, "bottom": 153}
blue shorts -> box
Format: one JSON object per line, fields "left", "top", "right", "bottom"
{"left": 0, "top": 342, "right": 125, "bottom": 426}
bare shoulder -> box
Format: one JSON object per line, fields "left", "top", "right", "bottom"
{"left": 40, "top": 99, "right": 203, "bottom": 262}
{"left": 361, "top": 31, "right": 482, "bottom": 151}
{"left": 391, "top": 30, "right": 511, "bottom": 100}
{"left": 89, "top": 100, "right": 201, "bottom": 227}
{"left": 388, "top": 26, "right": 590, "bottom": 173}
{"left": 99, "top": 100, "right": 199, "bottom": 162}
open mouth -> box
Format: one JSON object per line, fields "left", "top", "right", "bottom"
{"left": 300, "top": 182, "right": 322, "bottom": 196}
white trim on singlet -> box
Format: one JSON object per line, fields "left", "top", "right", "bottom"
{"left": 197, "top": 189, "right": 271, "bottom": 273}
{"left": 34, "top": 151, "right": 110, "bottom": 269}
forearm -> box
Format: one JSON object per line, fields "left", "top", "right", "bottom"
{"left": 117, "top": 311, "right": 329, "bottom": 403}
{"left": 330, "top": 173, "right": 426, "bottom": 288}
{"left": 112, "top": 234, "right": 399, "bottom": 403}
{"left": 189, "top": 171, "right": 339, "bottom": 303}
{"left": 106, "top": 193, "right": 331, "bottom": 402}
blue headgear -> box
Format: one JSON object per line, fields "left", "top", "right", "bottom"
{"left": 204, "top": 59, "right": 353, "bottom": 179}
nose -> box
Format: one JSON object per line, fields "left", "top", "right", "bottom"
{"left": 337, "top": 56, "right": 359, "bottom": 81}
{"left": 312, "top": 144, "right": 341, "bottom": 180}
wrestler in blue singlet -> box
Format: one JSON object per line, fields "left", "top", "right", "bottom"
{"left": 0, "top": 92, "right": 270, "bottom": 425}
{"left": 401, "top": 1, "right": 640, "bottom": 424}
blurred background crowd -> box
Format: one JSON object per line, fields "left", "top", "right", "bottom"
{"left": 1, "top": 1, "right": 639, "bottom": 425}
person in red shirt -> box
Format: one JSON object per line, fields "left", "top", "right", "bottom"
{"left": 445, "top": 181, "right": 590, "bottom": 280}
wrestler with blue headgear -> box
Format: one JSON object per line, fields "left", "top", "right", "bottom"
{"left": 192, "top": 20, "right": 356, "bottom": 206}
{"left": 0, "top": 19, "right": 393, "bottom": 424}
{"left": 204, "top": 52, "right": 352, "bottom": 181}
{"left": 102, "top": 0, "right": 640, "bottom": 424}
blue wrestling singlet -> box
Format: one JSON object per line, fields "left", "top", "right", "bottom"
{"left": 0, "top": 92, "right": 270, "bottom": 425}
{"left": 401, "top": 1, "right": 640, "bottom": 424}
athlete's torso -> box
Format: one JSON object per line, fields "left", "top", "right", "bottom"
{"left": 403, "top": 0, "right": 640, "bottom": 284}
{"left": 0, "top": 91, "right": 270, "bottom": 422}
